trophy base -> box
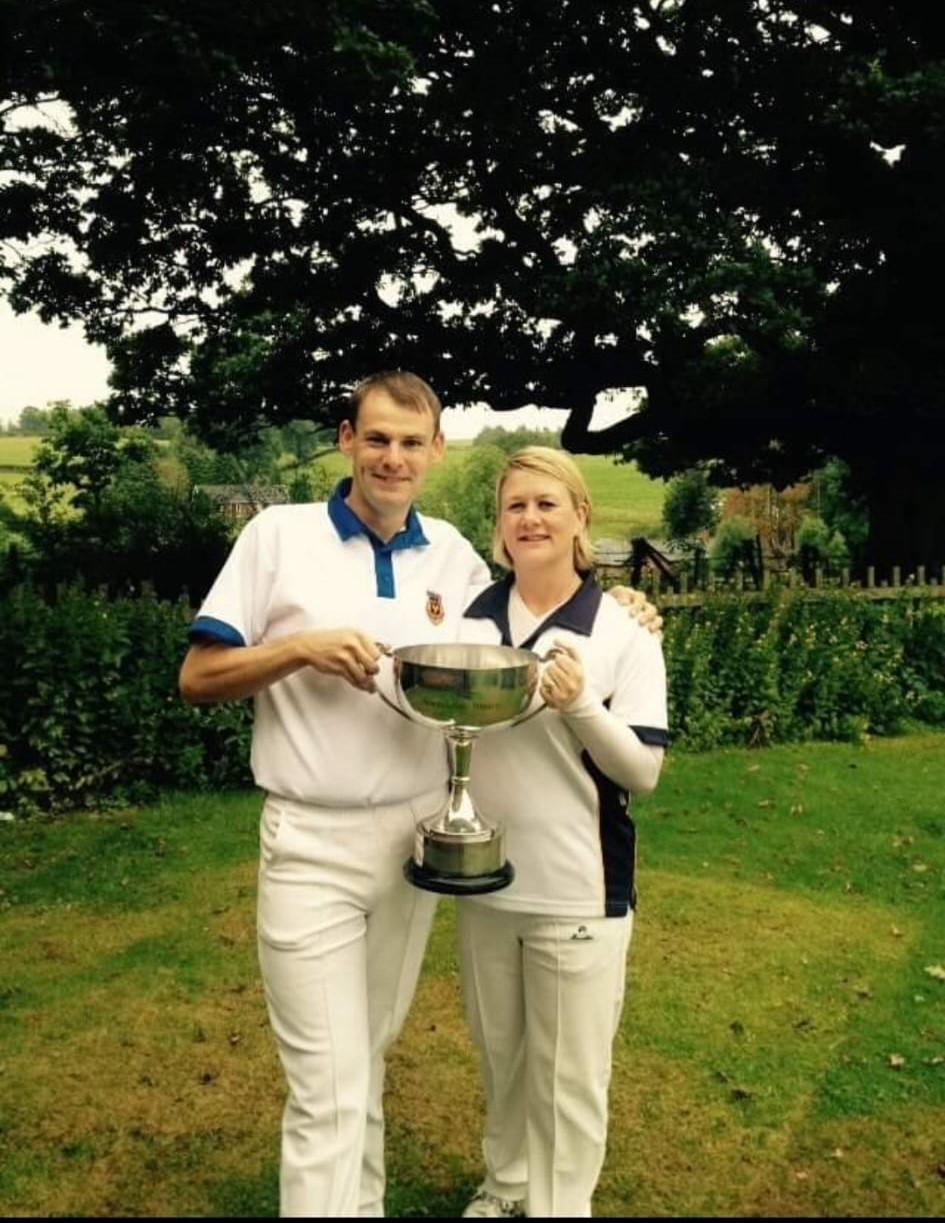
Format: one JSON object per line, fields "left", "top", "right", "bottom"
{"left": 404, "top": 858, "right": 515, "bottom": 896}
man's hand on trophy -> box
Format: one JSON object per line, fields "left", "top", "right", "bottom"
{"left": 298, "top": 629, "right": 382, "bottom": 691}
{"left": 606, "top": 586, "right": 663, "bottom": 637}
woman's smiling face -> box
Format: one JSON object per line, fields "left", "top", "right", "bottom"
{"left": 498, "top": 469, "right": 587, "bottom": 573}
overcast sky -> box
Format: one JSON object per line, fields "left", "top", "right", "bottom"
{"left": 0, "top": 301, "right": 635, "bottom": 439}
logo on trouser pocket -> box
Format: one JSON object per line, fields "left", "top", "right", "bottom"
{"left": 569, "top": 924, "right": 594, "bottom": 941}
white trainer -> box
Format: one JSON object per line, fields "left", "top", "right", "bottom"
{"left": 462, "top": 1187, "right": 526, "bottom": 1218}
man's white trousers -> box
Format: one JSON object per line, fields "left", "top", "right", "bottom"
{"left": 256, "top": 789, "right": 441, "bottom": 1218}
{"left": 457, "top": 902, "right": 633, "bottom": 1218}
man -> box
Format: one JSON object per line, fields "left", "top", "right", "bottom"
{"left": 179, "top": 371, "right": 657, "bottom": 1217}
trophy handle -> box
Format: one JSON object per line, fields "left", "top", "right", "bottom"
{"left": 373, "top": 642, "right": 413, "bottom": 721}
{"left": 372, "top": 642, "right": 455, "bottom": 730}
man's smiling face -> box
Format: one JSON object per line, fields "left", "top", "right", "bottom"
{"left": 338, "top": 389, "right": 444, "bottom": 539}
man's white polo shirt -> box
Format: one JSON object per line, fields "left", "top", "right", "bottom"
{"left": 459, "top": 573, "right": 669, "bottom": 917}
{"left": 189, "top": 480, "right": 490, "bottom": 807}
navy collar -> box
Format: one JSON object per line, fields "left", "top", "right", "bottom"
{"left": 464, "top": 571, "right": 602, "bottom": 650}
{"left": 327, "top": 478, "right": 429, "bottom": 551}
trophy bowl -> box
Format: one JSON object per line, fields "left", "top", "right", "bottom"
{"left": 382, "top": 643, "right": 544, "bottom": 895}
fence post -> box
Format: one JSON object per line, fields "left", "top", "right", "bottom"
{"left": 841, "top": 567, "right": 850, "bottom": 587}
{"left": 892, "top": 565, "right": 901, "bottom": 588}
{"left": 917, "top": 565, "right": 926, "bottom": 586}
{"left": 867, "top": 566, "right": 876, "bottom": 589}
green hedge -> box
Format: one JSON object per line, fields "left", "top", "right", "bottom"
{"left": 663, "top": 589, "right": 945, "bottom": 749}
{"left": 1, "top": 585, "right": 943, "bottom": 815}
{"left": 0, "top": 586, "right": 252, "bottom": 815}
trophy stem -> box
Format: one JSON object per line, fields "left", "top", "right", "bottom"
{"left": 442, "top": 730, "right": 482, "bottom": 833}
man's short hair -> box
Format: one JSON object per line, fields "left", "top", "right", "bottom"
{"left": 346, "top": 371, "right": 443, "bottom": 432}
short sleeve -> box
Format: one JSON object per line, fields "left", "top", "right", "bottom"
{"left": 608, "top": 624, "right": 669, "bottom": 747}
{"left": 189, "top": 511, "right": 274, "bottom": 647}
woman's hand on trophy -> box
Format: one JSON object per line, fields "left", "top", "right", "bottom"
{"left": 541, "top": 641, "right": 585, "bottom": 711}
{"left": 606, "top": 585, "right": 663, "bottom": 636}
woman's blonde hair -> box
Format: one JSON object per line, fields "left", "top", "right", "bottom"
{"left": 492, "top": 446, "right": 595, "bottom": 572}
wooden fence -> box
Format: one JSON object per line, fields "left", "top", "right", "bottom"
{"left": 595, "top": 550, "right": 945, "bottom": 609}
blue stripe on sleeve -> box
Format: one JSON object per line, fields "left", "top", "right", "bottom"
{"left": 188, "top": 616, "right": 246, "bottom": 647}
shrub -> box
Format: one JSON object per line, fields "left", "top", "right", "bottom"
{"left": 709, "top": 515, "right": 759, "bottom": 580}
{"left": 0, "top": 585, "right": 251, "bottom": 815}
{"left": 662, "top": 588, "right": 944, "bottom": 750}
{"left": 1, "top": 583, "right": 942, "bottom": 816}
{"left": 795, "top": 512, "right": 849, "bottom": 581}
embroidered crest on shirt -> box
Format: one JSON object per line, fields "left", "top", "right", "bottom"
{"left": 426, "top": 590, "right": 445, "bottom": 625}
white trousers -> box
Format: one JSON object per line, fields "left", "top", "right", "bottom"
{"left": 457, "top": 902, "right": 633, "bottom": 1218}
{"left": 256, "top": 789, "right": 441, "bottom": 1218}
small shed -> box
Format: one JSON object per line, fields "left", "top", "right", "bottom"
{"left": 593, "top": 536, "right": 683, "bottom": 586}
{"left": 195, "top": 484, "right": 290, "bottom": 524}
{"left": 593, "top": 537, "right": 634, "bottom": 582}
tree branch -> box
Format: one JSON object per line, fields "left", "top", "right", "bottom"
{"left": 0, "top": 94, "right": 61, "bottom": 122}
{"left": 562, "top": 403, "right": 651, "bottom": 455}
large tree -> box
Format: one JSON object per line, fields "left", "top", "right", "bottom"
{"left": 2, "top": 2, "right": 943, "bottom": 572}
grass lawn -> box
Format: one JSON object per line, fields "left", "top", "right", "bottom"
{"left": 1, "top": 733, "right": 943, "bottom": 1217}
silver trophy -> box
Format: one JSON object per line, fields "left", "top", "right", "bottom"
{"left": 378, "top": 642, "right": 546, "bottom": 895}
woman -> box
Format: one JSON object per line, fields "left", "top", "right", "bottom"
{"left": 457, "top": 447, "right": 669, "bottom": 1218}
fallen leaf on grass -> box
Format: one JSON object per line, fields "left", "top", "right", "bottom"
{"left": 794, "top": 1170, "right": 809, "bottom": 1182}
{"left": 888, "top": 1053, "right": 906, "bottom": 1070}
{"left": 924, "top": 965, "right": 945, "bottom": 981}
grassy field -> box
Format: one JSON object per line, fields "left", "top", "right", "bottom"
{"left": 0, "top": 437, "right": 36, "bottom": 513}
{"left": 1, "top": 733, "right": 943, "bottom": 1218}
{"left": 1, "top": 433, "right": 664, "bottom": 540}
{"left": 0, "top": 436, "right": 38, "bottom": 468}
{"left": 0, "top": 437, "right": 36, "bottom": 508}
{"left": 313, "top": 444, "right": 666, "bottom": 542}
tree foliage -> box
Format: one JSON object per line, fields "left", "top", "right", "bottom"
{"left": 11, "top": 406, "right": 232, "bottom": 599}
{"left": 662, "top": 466, "right": 719, "bottom": 545}
{"left": 420, "top": 443, "right": 506, "bottom": 566}
{"left": 472, "top": 425, "right": 560, "bottom": 455}
{"left": 2, "top": 2, "right": 943, "bottom": 568}
{"left": 709, "top": 515, "right": 759, "bottom": 581}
